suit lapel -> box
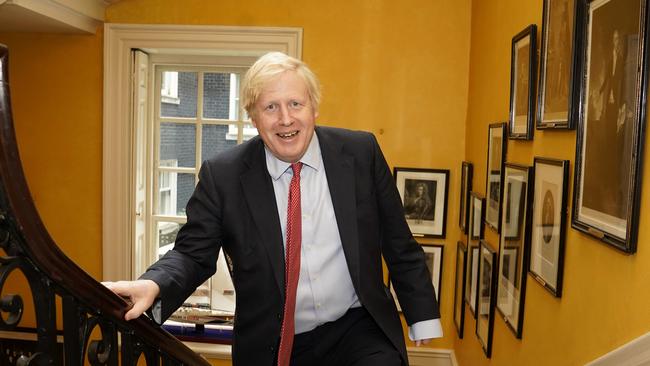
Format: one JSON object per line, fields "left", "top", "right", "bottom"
{"left": 240, "top": 140, "right": 285, "bottom": 298}
{"left": 317, "top": 128, "right": 361, "bottom": 291}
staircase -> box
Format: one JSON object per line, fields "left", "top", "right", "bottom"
{"left": 0, "top": 44, "right": 210, "bottom": 365}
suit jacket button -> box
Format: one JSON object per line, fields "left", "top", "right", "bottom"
{"left": 277, "top": 313, "right": 281, "bottom": 320}
{"left": 270, "top": 345, "right": 275, "bottom": 352}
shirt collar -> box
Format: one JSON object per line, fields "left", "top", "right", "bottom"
{"left": 264, "top": 131, "right": 322, "bottom": 181}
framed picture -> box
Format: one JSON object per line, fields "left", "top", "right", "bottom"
{"left": 509, "top": 24, "right": 538, "bottom": 140}
{"left": 530, "top": 158, "right": 569, "bottom": 297}
{"left": 465, "top": 245, "right": 480, "bottom": 318}
{"left": 466, "top": 192, "right": 485, "bottom": 318}
{"left": 394, "top": 167, "right": 450, "bottom": 238}
{"left": 485, "top": 123, "right": 507, "bottom": 232}
{"left": 469, "top": 192, "right": 486, "bottom": 243}
{"left": 572, "top": 0, "right": 649, "bottom": 253}
{"left": 497, "top": 163, "right": 532, "bottom": 338}
{"left": 454, "top": 241, "right": 468, "bottom": 338}
{"left": 537, "top": 0, "right": 581, "bottom": 129}
{"left": 459, "top": 162, "right": 473, "bottom": 234}
{"left": 389, "top": 244, "right": 443, "bottom": 311}
{"left": 476, "top": 240, "right": 497, "bottom": 358}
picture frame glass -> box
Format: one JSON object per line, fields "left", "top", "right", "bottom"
{"left": 394, "top": 168, "right": 449, "bottom": 237}
{"left": 530, "top": 159, "right": 568, "bottom": 295}
{"left": 573, "top": 0, "right": 645, "bottom": 252}
{"left": 497, "top": 165, "right": 530, "bottom": 336}
{"left": 465, "top": 246, "right": 479, "bottom": 317}
{"left": 454, "top": 241, "right": 467, "bottom": 338}
{"left": 476, "top": 242, "right": 496, "bottom": 357}
{"left": 538, "top": 0, "right": 576, "bottom": 127}
{"left": 459, "top": 162, "right": 473, "bottom": 233}
{"left": 485, "top": 124, "right": 505, "bottom": 231}
{"left": 512, "top": 35, "right": 532, "bottom": 134}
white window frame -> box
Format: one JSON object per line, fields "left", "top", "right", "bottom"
{"left": 160, "top": 71, "right": 180, "bottom": 104}
{"left": 103, "top": 23, "right": 302, "bottom": 283}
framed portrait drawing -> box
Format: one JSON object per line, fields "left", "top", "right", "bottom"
{"left": 454, "top": 241, "right": 468, "bottom": 338}
{"left": 459, "top": 162, "right": 473, "bottom": 234}
{"left": 476, "top": 240, "right": 497, "bottom": 358}
{"left": 394, "top": 167, "right": 449, "bottom": 238}
{"left": 389, "top": 244, "right": 443, "bottom": 311}
{"left": 485, "top": 123, "right": 507, "bottom": 232}
{"left": 509, "top": 24, "right": 538, "bottom": 140}
{"left": 530, "top": 158, "right": 569, "bottom": 297}
{"left": 465, "top": 245, "right": 480, "bottom": 318}
{"left": 466, "top": 192, "right": 485, "bottom": 318}
{"left": 572, "top": 0, "right": 649, "bottom": 253}
{"left": 497, "top": 163, "right": 532, "bottom": 338}
{"left": 537, "top": 0, "right": 581, "bottom": 129}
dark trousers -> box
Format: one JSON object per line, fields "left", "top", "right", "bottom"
{"left": 289, "top": 307, "right": 402, "bottom": 366}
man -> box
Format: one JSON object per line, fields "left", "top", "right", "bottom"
{"left": 105, "top": 52, "right": 441, "bottom": 365}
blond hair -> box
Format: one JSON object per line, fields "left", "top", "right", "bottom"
{"left": 241, "top": 52, "right": 321, "bottom": 117}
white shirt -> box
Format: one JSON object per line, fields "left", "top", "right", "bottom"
{"left": 265, "top": 132, "right": 442, "bottom": 339}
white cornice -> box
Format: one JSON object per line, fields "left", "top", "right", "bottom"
{"left": 0, "top": 0, "right": 108, "bottom": 34}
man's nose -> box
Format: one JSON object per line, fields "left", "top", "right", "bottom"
{"left": 279, "top": 105, "right": 293, "bottom": 125}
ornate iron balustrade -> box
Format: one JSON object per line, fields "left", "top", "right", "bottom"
{"left": 0, "top": 44, "right": 210, "bottom": 365}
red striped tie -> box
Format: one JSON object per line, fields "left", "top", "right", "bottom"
{"left": 277, "top": 162, "right": 303, "bottom": 366}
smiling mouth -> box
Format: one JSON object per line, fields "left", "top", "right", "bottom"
{"left": 277, "top": 131, "right": 299, "bottom": 139}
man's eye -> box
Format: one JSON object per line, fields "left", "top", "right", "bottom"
{"left": 290, "top": 101, "right": 302, "bottom": 108}
{"left": 265, "top": 104, "right": 277, "bottom": 111}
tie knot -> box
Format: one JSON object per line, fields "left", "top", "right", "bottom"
{"left": 291, "top": 162, "right": 302, "bottom": 176}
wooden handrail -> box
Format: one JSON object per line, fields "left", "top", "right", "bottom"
{"left": 0, "top": 44, "right": 210, "bottom": 365}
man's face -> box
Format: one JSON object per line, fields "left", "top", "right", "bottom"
{"left": 251, "top": 70, "right": 318, "bottom": 163}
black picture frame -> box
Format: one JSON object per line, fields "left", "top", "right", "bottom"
{"left": 530, "top": 158, "right": 569, "bottom": 297}
{"left": 572, "top": 0, "right": 649, "bottom": 253}
{"left": 393, "top": 167, "right": 450, "bottom": 238}
{"left": 388, "top": 244, "right": 444, "bottom": 311}
{"left": 454, "top": 241, "right": 468, "bottom": 338}
{"left": 485, "top": 123, "right": 508, "bottom": 232}
{"left": 466, "top": 192, "right": 485, "bottom": 318}
{"left": 496, "top": 163, "right": 533, "bottom": 339}
{"left": 509, "top": 24, "right": 538, "bottom": 140}
{"left": 476, "top": 240, "right": 497, "bottom": 358}
{"left": 537, "top": 0, "right": 582, "bottom": 129}
{"left": 459, "top": 161, "right": 473, "bottom": 234}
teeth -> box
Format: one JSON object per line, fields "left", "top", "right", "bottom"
{"left": 278, "top": 131, "right": 298, "bottom": 138}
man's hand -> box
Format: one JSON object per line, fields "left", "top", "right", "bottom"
{"left": 102, "top": 279, "right": 160, "bottom": 321}
{"left": 415, "top": 338, "right": 432, "bottom": 347}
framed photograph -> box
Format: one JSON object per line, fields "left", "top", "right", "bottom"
{"left": 497, "top": 163, "right": 532, "bottom": 338}
{"left": 454, "top": 241, "right": 468, "bottom": 338}
{"left": 476, "top": 240, "right": 497, "bottom": 358}
{"left": 509, "top": 24, "right": 538, "bottom": 140}
{"left": 459, "top": 162, "right": 473, "bottom": 234}
{"left": 537, "top": 0, "right": 581, "bottom": 129}
{"left": 465, "top": 245, "right": 480, "bottom": 318}
{"left": 572, "top": 0, "right": 649, "bottom": 253}
{"left": 485, "top": 123, "right": 507, "bottom": 232}
{"left": 394, "top": 167, "right": 450, "bottom": 238}
{"left": 530, "top": 158, "right": 569, "bottom": 297}
{"left": 469, "top": 192, "right": 486, "bottom": 243}
{"left": 389, "top": 244, "right": 443, "bottom": 311}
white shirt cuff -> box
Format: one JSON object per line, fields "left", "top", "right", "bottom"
{"left": 408, "top": 318, "right": 443, "bottom": 341}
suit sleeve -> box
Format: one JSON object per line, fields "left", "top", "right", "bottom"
{"left": 369, "top": 134, "right": 440, "bottom": 325}
{"left": 140, "top": 160, "right": 223, "bottom": 322}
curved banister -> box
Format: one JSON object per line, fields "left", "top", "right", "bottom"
{"left": 0, "top": 44, "right": 210, "bottom": 365}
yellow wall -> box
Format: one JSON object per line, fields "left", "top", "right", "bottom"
{"left": 457, "top": 0, "right": 650, "bottom": 365}
{"left": 0, "top": 0, "right": 472, "bottom": 360}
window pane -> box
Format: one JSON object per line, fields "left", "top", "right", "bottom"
{"left": 203, "top": 73, "right": 239, "bottom": 120}
{"left": 243, "top": 123, "right": 258, "bottom": 141}
{"left": 161, "top": 71, "right": 197, "bottom": 118}
{"left": 160, "top": 123, "right": 196, "bottom": 168}
{"left": 157, "top": 173, "right": 195, "bottom": 216}
{"left": 202, "top": 124, "right": 238, "bottom": 161}
{"left": 157, "top": 221, "right": 182, "bottom": 256}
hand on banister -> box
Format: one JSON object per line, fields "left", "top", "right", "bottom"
{"left": 102, "top": 279, "right": 160, "bottom": 321}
